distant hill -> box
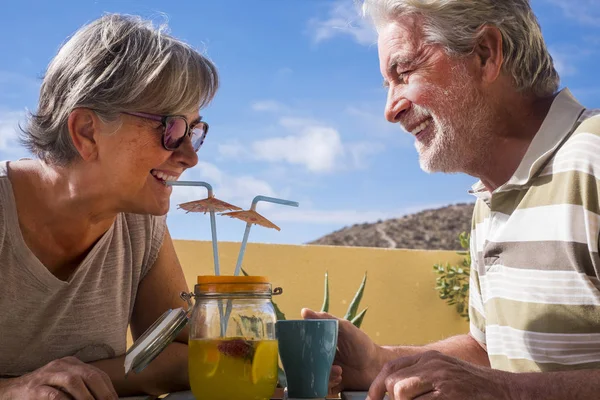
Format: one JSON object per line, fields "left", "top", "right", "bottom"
{"left": 309, "top": 203, "right": 475, "bottom": 250}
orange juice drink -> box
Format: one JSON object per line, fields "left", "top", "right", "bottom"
{"left": 189, "top": 338, "right": 278, "bottom": 400}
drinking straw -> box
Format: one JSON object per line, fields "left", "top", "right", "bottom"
{"left": 167, "top": 180, "right": 241, "bottom": 275}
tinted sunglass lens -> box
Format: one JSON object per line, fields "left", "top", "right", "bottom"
{"left": 163, "top": 117, "right": 187, "bottom": 149}
{"left": 191, "top": 125, "right": 208, "bottom": 152}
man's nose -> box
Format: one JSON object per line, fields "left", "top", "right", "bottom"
{"left": 385, "top": 87, "right": 411, "bottom": 123}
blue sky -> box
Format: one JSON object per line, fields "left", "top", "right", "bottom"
{"left": 0, "top": 0, "right": 599, "bottom": 248}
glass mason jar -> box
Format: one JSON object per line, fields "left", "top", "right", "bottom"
{"left": 188, "top": 275, "right": 281, "bottom": 400}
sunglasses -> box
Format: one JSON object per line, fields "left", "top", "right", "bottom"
{"left": 123, "top": 111, "right": 209, "bottom": 152}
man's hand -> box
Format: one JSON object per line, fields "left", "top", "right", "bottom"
{"left": 0, "top": 356, "right": 118, "bottom": 400}
{"left": 301, "top": 308, "right": 382, "bottom": 393}
{"left": 367, "top": 351, "right": 511, "bottom": 400}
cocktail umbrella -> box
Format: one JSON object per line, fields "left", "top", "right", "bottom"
{"left": 222, "top": 195, "right": 298, "bottom": 276}
{"left": 167, "top": 181, "right": 241, "bottom": 276}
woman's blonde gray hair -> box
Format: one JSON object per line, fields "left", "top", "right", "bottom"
{"left": 21, "top": 13, "right": 219, "bottom": 165}
{"left": 362, "top": 0, "right": 559, "bottom": 97}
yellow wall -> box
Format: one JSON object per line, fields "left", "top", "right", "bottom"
{"left": 173, "top": 240, "right": 468, "bottom": 346}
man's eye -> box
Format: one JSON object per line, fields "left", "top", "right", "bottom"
{"left": 397, "top": 71, "right": 411, "bottom": 83}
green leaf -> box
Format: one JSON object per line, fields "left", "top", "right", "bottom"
{"left": 351, "top": 307, "right": 368, "bottom": 328}
{"left": 459, "top": 232, "right": 469, "bottom": 250}
{"left": 272, "top": 300, "right": 286, "bottom": 321}
{"left": 343, "top": 272, "right": 367, "bottom": 320}
{"left": 320, "top": 271, "right": 330, "bottom": 313}
{"left": 432, "top": 232, "right": 471, "bottom": 322}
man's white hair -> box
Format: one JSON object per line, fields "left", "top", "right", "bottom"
{"left": 22, "top": 13, "right": 219, "bottom": 165}
{"left": 362, "top": 0, "right": 559, "bottom": 97}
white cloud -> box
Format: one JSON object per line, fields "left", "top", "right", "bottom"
{"left": 0, "top": 110, "right": 28, "bottom": 157}
{"left": 218, "top": 140, "right": 247, "bottom": 159}
{"left": 307, "top": 0, "right": 377, "bottom": 46}
{"left": 251, "top": 100, "right": 288, "bottom": 113}
{"left": 347, "top": 142, "right": 385, "bottom": 169}
{"left": 269, "top": 202, "right": 452, "bottom": 225}
{"left": 345, "top": 105, "right": 404, "bottom": 138}
{"left": 168, "top": 163, "right": 456, "bottom": 227}
{"left": 545, "top": 0, "right": 600, "bottom": 25}
{"left": 550, "top": 48, "right": 577, "bottom": 77}
{"left": 252, "top": 123, "right": 344, "bottom": 173}
{"left": 548, "top": 44, "right": 595, "bottom": 78}
{"left": 271, "top": 208, "right": 392, "bottom": 224}
{"left": 192, "top": 161, "right": 225, "bottom": 184}
{"left": 279, "top": 116, "right": 322, "bottom": 130}
{"left": 169, "top": 161, "right": 278, "bottom": 213}
{"left": 220, "top": 110, "right": 385, "bottom": 172}
{"left": 218, "top": 176, "right": 277, "bottom": 206}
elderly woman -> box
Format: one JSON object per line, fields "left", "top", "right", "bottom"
{"left": 0, "top": 13, "right": 217, "bottom": 399}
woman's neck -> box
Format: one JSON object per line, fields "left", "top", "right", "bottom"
{"left": 8, "top": 159, "right": 118, "bottom": 279}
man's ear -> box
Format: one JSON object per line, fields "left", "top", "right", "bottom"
{"left": 67, "top": 108, "right": 101, "bottom": 161}
{"left": 473, "top": 25, "right": 504, "bottom": 84}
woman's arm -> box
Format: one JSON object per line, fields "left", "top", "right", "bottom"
{"left": 91, "top": 228, "right": 191, "bottom": 397}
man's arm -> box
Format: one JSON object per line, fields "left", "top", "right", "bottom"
{"left": 379, "top": 333, "right": 490, "bottom": 367}
{"left": 368, "top": 348, "right": 600, "bottom": 400}
{"left": 509, "top": 369, "right": 600, "bottom": 399}
{"left": 92, "top": 228, "right": 190, "bottom": 397}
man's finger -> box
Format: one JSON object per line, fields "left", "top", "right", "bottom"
{"left": 34, "top": 386, "right": 72, "bottom": 400}
{"left": 47, "top": 372, "right": 94, "bottom": 400}
{"left": 330, "top": 365, "right": 342, "bottom": 377}
{"left": 387, "top": 375, "right": 433, "bottom": 400}
{"left": 301, "top": 308, "right": 338, "bottom": 320}
{"left": 366, "top": 356, "right": 424, "bottom": 400}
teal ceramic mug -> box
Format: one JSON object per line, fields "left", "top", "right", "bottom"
{"left": 276, "top": 319, "right": 338, "bottom": 399}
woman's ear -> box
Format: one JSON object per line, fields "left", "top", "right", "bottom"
{"left": 473, "top": 25, "right": 504, "bottom": 85}
{"left": 67, "top": 108, "right": 100, "bottom": 161}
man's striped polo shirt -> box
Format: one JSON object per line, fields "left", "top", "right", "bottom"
{"left": 468, "top": 88, "right": 600, "bottom": 372}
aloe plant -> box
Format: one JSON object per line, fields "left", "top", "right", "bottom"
{"left": 321, "top": 271, "right": 330, "bottom": 313}
{"left": 342, "top": 272, "right": 368, "bottom": 327}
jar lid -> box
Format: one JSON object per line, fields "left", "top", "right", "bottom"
{"left": 123, "top": 307, "right": 189, "bottom": 375}
{"left": 195, "top": 275, "right": 275, "bottom": 297}
{"left": 197, "top": 275, "right": 270, "bottom": 284}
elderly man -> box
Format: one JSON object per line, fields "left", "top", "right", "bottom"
{"left": 303, "top": 0, "right": 600, "bottom": 399}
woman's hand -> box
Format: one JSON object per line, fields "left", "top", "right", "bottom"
{"left": 0, "top": 356, "right": 118, "bottom": 400}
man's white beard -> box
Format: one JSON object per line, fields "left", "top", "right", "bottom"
{"left": 415, "top": 67, "right": 495, "bottom": 174}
